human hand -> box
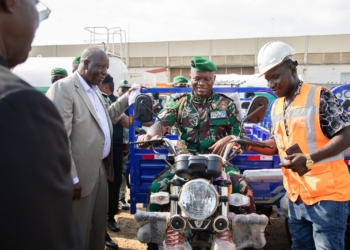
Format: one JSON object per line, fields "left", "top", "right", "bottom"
{"left": 136, "top": 134, "right": 153, "bottom": 148}
{"left": 72, "top": 182, "right": 82, "bottom": 200}
{"left": 127, "top": 84, "right": 146, "bottom": 95}
{"left": 280, "top": 153, "right": 308, "bottom": 174}
{"left": 209, "top": 136, "right": 233, "bottom": 155}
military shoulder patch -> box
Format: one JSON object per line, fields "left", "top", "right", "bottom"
{"left": 171, "top": 93, "right": 188, "bottom": 101}
{"left": 217, "top": 93, "right": 234, "bottom": 101}
{"left": 164, "top": 99, "right": 182, "bottom": 110}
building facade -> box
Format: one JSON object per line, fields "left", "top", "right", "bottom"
{"left": 29, "top": 34, "right": 350, "bottom": 85}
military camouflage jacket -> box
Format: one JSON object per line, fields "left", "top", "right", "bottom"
{"left": 158, "top": 91, "right": 241, "bottom": 154}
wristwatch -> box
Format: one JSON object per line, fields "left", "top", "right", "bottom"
{"left": 305, "top": 154, "right": 314, "bottom": 170}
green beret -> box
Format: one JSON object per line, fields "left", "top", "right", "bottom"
{"left": 191, "top": 56, "right": 217, "bottom": 72}
{"left": 173, "top": 76, "right": 188, "bottom": 84}
{"left": 119, "top": 79, "right": 131, "bottom": 88}
{"left": 72, "top": 56, "right": 81, "bottom": 64}
{"left": 51, "top": 68, "right": 68, "bottom": 76}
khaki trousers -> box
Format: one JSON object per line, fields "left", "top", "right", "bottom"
{"left": 73, "top": 163, "right": 108, "bottom": 250}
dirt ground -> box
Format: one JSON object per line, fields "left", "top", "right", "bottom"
{"left": 108, "top": 192, "right": 349, "bottom": 250}
{"left": 108, "top": 204, "right": 291, "bottom": 250}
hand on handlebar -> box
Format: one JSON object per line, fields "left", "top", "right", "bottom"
{"left": 136, "top": 134, "right": 164, "bottom": 149}
{"left": 240, "top": 136, "right": 253, "bottom": 152}
{"left": 136, "top": 134, "right": 153, "bottom": 148}
{"left": 209, "top": 135, "right": 235, "bottom": 155}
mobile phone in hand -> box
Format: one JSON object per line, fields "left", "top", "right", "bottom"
{"left": 285, "top": 143, "right": 303, "bottom": 155}
{"left": 280, "top": 144, "right": 302, "bottom": 167}
{"left": 284, "top": 144, "right": 310, "bottom": 176}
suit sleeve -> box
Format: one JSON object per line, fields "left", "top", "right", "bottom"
{"left": 108, "top": 93, "right": 129, "bottom": 124}
{"left": 46, "top": 83, "right": 78, "bottom": 179}
{"left": 0, "top": 87, "right": 79, "bottom": 249}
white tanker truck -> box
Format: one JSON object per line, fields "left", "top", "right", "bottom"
{"left": 13, "top": 56, "right": 129, "bottom": 94}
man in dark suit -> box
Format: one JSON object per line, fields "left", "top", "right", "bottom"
{"left": 0, "top": 1, "right": 79, "bottom": 249}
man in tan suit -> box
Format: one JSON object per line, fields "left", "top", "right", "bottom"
{"left": 46, "top": 47, "right": 131, "bottom": 250}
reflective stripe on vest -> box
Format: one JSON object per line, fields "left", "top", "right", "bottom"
{"left": 271, "top": 85, "right": 343, "bottom": 163}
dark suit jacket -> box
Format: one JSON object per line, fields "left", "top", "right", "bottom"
{"left": 0, "top": 57, "right": 79, "bottom": 249}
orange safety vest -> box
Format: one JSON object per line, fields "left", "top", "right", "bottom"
{"left": 271, "top": 83, "right": 350, "bottom": 205}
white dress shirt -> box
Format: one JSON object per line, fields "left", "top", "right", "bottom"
{"left": 77, "top": 73, "right": 111, "bottom": 159}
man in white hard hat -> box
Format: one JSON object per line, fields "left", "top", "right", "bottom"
{"left": 250, "top": 41, "right": 350, "bottom": 250}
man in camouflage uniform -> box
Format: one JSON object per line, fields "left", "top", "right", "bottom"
{"left": 170, "top": 76, "right": 189, "bottom": 135}
{"left": 117, "top": 80, "right": 132, "bottom": 211}
{"left": 72, "top": 56, "right": 80, "bottom": 73}
{"left": 137, "top": 56, "right": 255, "bottom": 215}
{"left": 51, "top": 67, "right": 68, "bottom": 84}
{"left": 173, "top": 75, "right": 188, "bottom": 88}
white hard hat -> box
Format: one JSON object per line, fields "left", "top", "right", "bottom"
{"left": 257, "top": 41, "right": 296, "bottom": 77}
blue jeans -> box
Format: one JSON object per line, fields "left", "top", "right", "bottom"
{"left": 288, "top": 199, "right": 348, "bottom": 250}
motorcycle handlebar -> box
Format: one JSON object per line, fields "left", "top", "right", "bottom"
{"left": 129, "top": 139, "right": 163, "bottom": 145}
{"left": 232, "top": 139, "right": 274, "bottom": 149}
{"left": 130, "top": 138, "right": 273, "bottom": 148}
{"left": 130, "top": 137, "right": 177, "bottom": 156}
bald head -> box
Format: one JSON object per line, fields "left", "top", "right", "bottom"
{"left": 0, "top": 0, "right": 39, "bottom": 68}
{"left": 78, "top": 47, "right": 109, "bottom": 87}
{"left": 80, "top": 47, "right": 105, "bottom": 62}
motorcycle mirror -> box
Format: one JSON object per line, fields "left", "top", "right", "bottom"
{"left": 134, "top": 94, "right": 153, "bottom": 122}
{"left": 245, "top": 96, "right": 268, "bottom": 123}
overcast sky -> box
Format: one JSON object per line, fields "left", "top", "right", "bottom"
{"left": 33, "top": 0, "right": 350, "bottom": 46}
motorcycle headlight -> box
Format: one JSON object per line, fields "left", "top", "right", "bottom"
{"left": 178, "top": 179, "right": 218, "bottom": 221}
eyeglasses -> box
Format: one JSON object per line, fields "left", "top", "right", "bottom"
{"left": 36, "top": 2, "right": 51, "bottom": 22}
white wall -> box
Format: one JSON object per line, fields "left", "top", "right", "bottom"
{"left": 128, "top": 67, "right": 168, "bottom": 86}
{"left": 298, "top": 64, "right": 350, "bottom": 84}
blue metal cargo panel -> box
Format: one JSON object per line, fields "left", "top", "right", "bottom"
{"left": 249, "top": 182, "right": 285, "bottom": 206}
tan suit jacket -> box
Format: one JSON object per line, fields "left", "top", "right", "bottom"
{"left": 46, "top": 72, "right": 128, "bottom": 197}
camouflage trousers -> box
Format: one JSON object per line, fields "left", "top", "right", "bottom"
{"left": 148, "top": 164, "right": 256, "bottom": 213}
{"left": 119, "top": 157, "right": 128, "bottom": 200}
